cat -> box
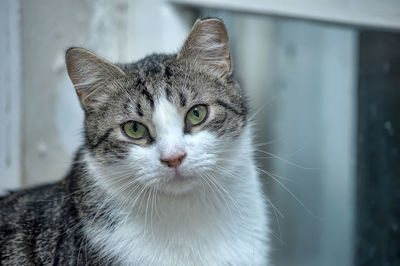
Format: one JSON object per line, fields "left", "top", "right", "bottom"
{"left": 0, "top": 18, "right": 269, "bottom": 265}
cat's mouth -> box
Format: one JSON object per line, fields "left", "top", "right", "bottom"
{"left": 160, "top": 168, "right": 199, "bottom": 194}
{"left": 167, "top": 169, "right": 191, "bottom": 183}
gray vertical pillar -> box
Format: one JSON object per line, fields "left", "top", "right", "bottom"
{"left": 271, "top": 20, "right": 357, "bottom": 266}
{"left": 0, "top": 0, "right": 21, "bottom": 193}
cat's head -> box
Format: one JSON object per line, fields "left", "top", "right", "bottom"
{"left": 66, "top": 18, "right": 249, "bottom": 195}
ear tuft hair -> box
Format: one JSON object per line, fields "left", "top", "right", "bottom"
{"left": 178, "top": 18, "right": 232, "bottom": 78}
{"left": 65, "top": 47, "right": 125, "bottom": 108}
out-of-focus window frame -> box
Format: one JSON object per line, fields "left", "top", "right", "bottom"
{"left": 169, "top": 0, "right": 400, "bottom": 30}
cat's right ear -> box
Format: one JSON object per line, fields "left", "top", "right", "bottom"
{"left": 65, "top": 47, "right": 125, "bottom": 109}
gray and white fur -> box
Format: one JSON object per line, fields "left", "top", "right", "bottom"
{"left": 0, "top": 18, "right": 270, "bottom": 265}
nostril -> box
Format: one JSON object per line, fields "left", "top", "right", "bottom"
{"left": 160, "top": 153, "right": 186, "bottom": 168}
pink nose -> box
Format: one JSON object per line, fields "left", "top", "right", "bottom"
{"left": 160, "top": 153, "right": 186, "bottom": 168}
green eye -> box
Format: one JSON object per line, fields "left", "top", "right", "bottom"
{"left": 186, "top": 105, "right": 207, "bottom": 126}
{"left": 123, "top": 121, "right": 147, "bottom": 139}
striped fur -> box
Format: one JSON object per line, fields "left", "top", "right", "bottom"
{"left": 0, "top": 18, "right": 269, "bottom": 265}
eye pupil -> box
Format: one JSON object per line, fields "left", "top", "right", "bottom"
{"left": 133, "top": 122, "right": 138, "bottom": 132}
{"left": 193, "top": 109, "right": 200, "bottom": 117}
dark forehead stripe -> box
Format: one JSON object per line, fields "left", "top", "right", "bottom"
{"left": 164, "top": 66, "right": 173, "bottom": 79}
{"left": 165, "top": 88, "right": 172, "bottom": 101}
{"left": 134, "top": 77, "right": 154, "bottom": 108}
{"left": 136, "top": 103, "right": 144, "bottom": 116}
{"left": 135, "top": 78, "right": 145, "bottom": 87}
{"left": 123, "top": 99, "right": 130, "bottom": 112}
{"left": 145, "top": 64, "right": 161, "bottom": 76}
{"left": 179, "top": 92, "right": 186, "bottom": 107}
{"left": 164, "top": 67, "right": 173, "bottom": 87}
{"left": 141, "top": 87, "right": 154, "bottom": 108}
{"left": 216, "top": 99, "right": 245, "bottom": 116}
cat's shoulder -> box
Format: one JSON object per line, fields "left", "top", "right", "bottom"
{"left": 0, "top": 177, "right": 89, "bottom": 265}
{"left": 0, "top": 178, "right": 75, "bottom": 230}
{"left": 1, "top": 180, "right": 64, "bottom": 207}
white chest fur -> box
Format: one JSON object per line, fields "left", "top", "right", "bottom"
{"left": 84, "top": 160, "right": 269, "bottom": 266}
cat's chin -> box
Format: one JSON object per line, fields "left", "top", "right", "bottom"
{"left": 159, "top": 171, "right": 200, "bottom": 195}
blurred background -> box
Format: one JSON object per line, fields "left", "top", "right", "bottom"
{"left": 1, "top": 0, "right": 399, "bottom": 265}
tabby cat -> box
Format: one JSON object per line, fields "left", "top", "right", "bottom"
{"left": 0, "top": 18, "right": 269, "bottom": 265}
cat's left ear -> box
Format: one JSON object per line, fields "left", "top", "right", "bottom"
{"left": 177, "top": 18, "right": 232, "bottom": 78}
{"left": 65, "top": 47, "right": 126, "bottom": 108}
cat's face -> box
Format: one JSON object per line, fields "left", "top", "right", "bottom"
{"left": 66, "top": 19, "right": 247, "bottom": 195}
